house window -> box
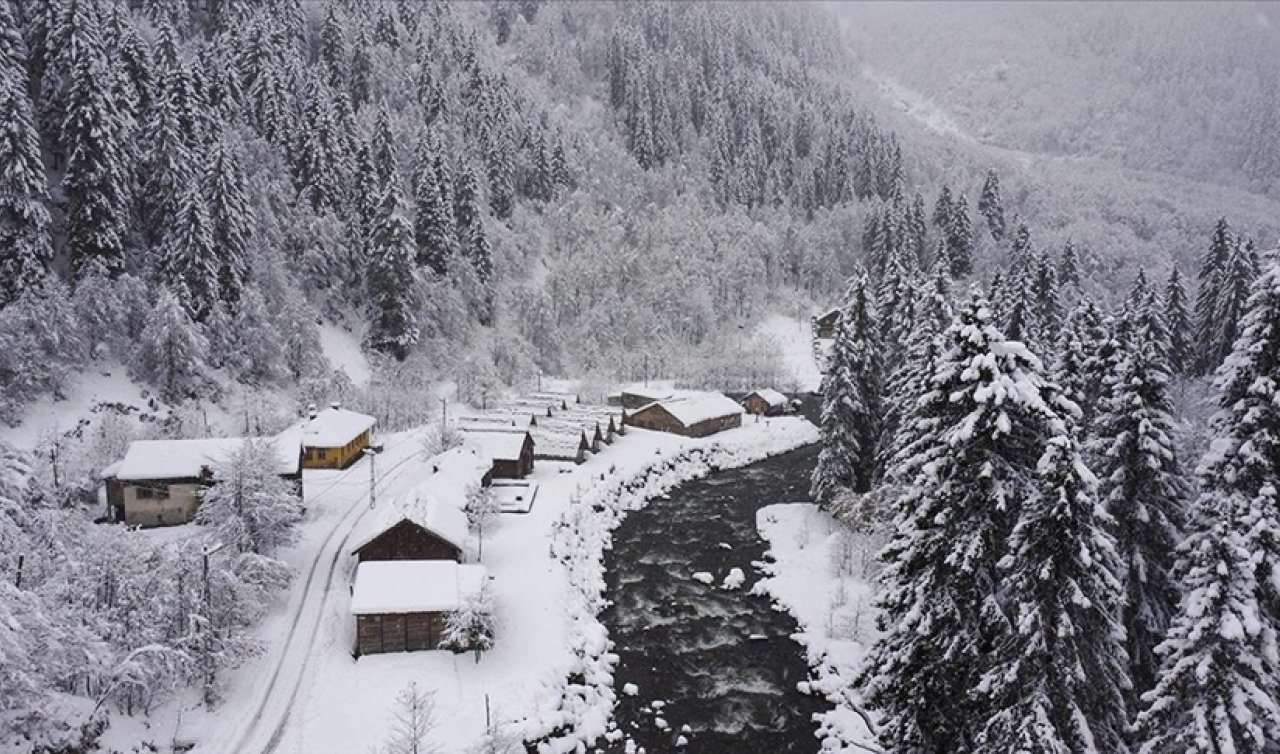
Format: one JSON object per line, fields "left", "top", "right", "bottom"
{"left": 136, "top": 484, "right": 167, "bottom": 500}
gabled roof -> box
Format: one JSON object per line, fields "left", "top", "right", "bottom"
{"left": 815, "top": 307, "right": 842, "bottom": 323}
{"left": 350, "top": 501, "right": 470, "bottom": 555}
{"left": 349, "top": 560, "right": 488, "bottom": 615}
{"left": 114, "top": 435, "right": 301, "bottom": 481}
{"left": 349, "top": 446, "right": 487, "bottom": 555}
{"left": 746, "top": 388, "right": 789, "bottom": 407}
{"left": 636, "top": 391, "right": 744, "bottom": 427}
{"left": 461, "top": 429, "right": 533, "bottom": 462}
{"left": 302, "top": 407, "right": 376, "bottom": 448}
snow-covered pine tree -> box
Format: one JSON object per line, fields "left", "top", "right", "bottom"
{"left": 858, "top": 295, "right": 1072, "bottom": 751}
{"left": 975, "top": 433, "right": 1130, "bottom": 753}
{"left": 1030, "top": 252, "right": 1062, "bottom": 351}
{"left": 1059, "top": 239, "right": 1081, "bottom": 287}
{"left": 1163, "top": 267, "right": 1192, "bottom": 376}
{"left": 296, "top": 74, "right": 348, "bottom": 214}
{"left": 1209, "top": 236, "right": 1259, "bottom": 373}
{"left": 413, "top": 132, "right": 454, "bottom": 275}
{"left": 1193, "top": 217, "right": 1233, "bottom": 375}
{"left": 0, "top": 81, "right": 52, "bottom": 307}
{"left": 1091, "top": 307, "right": 1188, "bottom": 703}
{"left": 932, "top": 184, "right": 953, "bottom": 230}
{"left": 159, "top": 184, "right": 220, "bottom": 321}
{"left": 811, "top": 272, "right": 882, "bottom": 505}
{"left": 132, "top": 290, "right": 208, "bottom": 400}
{"left": 202, "top": 136, "right": 251, "bottom": 305}
{"left": 62, "top": 40, "right": 129, "bottom": 281}
{"left": 365, "top": 177, "right": 420, "bottom": 361}
{"left": 319, "top": 4, "right": 347, "bottom": 92}
{"left": 441, "top": 580, "right": 497, "bottom": 663}
{"left": 140, "top": 23, "right": 194, "bottom": 247}
{"left": 371, "top": 104, "right": 397, "bottom": 186}
{"left": 946, "top": 194, "right": 974, "bottom": 277}
{"left": 194, "top": 439, "right": 302, "bottom": 555}
{"left": 977, "top": 168, "right": 1006, "bottom": 241}
{"left": 455, "top": 166, "right": 494, "bottom": 289}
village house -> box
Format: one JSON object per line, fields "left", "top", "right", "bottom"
{"left": 351, "top": 560, "right": 489, "bottom": 656}
{"left": 350, "top": 502, "right": 470, "bottom": 563}
{"left": 461, "top": 429, "right": 536, "bottom": 481}
{"left": 813, "top": 307, "right": 841, "bottom": 339}
{"left": 104, "top": 434, "right": 303, "bottom": 528}
{"left": 625, "top": 392, "right": 744, "bottom": 438}
{"left": 301, "top": 404, "right": 376, "bottom": 470}
{"left": 743, "top": 388, "right": 790, "bottom": 417}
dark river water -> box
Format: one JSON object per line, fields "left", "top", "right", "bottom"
{"left": 597, "top": 401, "right": 828, "bottom": 753}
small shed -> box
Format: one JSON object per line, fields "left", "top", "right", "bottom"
{"left": 813, "top": 307, "right": 841, "bottom": 339}
{"left": 625, "top": 392, "right": 744, "bottom": 438}
{"left": 743, "top": 389, "right": 790, "bottom": 417}
{"left": 302, "top": 406, "right": 377, "bottom": 470}
{"left": 462, "top": 429, "right": 535, "bottom": 480}
{"left": 351, "top": 495, "right": 470, "bottom": 562}
{"left": 351, "top": 560, "right": 488, "bottom": 656}
{"left": 106, "top": 435, "right": 302, "bottom": 528}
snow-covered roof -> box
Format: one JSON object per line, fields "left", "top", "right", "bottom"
{"left": 350, "top": 491, "right": 471, "bottom": 554}
{"left": 643, "top": 392, "right": 744, "bottom": 427}
{"left": 462, "top": 429, "right": 532, "bottom": 462}
{"left": 114, "top": 436, "right": 301, "bottom": 481}
{"left": 746, "top": 389, "right": 789, "bottom": 407}
{"left": 349, "top": 560, "right": 488, "bottom": 615}
{"left": 815, "top": 307, "right": 841, "bottom": 322}
{"left": 302, "top": 407, "right": 376, "bottom": 448}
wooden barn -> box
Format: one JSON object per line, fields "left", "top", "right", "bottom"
{"left": 105, "top": 435, "right": 302, "bottom": 528}
{"left": 743, "top": 389, "right": 789, "bottom": 417}
{"left": 462, "top": 429, "right": 535, "bottom": 480}
{"left": 301, "top": 405, "right": 376, "bottom": 470}
{"left": 350, "top": 503, "right": 470, "bottom": 563}
{"left": 813, "top": 307, "right": 841, "bottom": 339}
{"left": 625, "top": 392, "right": 744, "bottom": 438}
{"left": 351, "top": 560, "right": 489, "bottom": 656}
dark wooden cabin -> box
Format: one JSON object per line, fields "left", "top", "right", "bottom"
{"left": 352, "top": 517, "right": 465, "bottom": 563}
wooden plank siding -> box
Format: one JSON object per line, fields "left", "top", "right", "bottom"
{"left": 355, "top": 519, "right": 462, "bottom": 563}
{"left": 356, "top": 612, "right": 448, "bottom": 656}
{"left": 302, "top": 428, "right": 372, "bottom": 470}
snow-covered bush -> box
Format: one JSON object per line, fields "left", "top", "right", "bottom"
{"left": 442, "top": 580, "right": 497, "bottom": 662}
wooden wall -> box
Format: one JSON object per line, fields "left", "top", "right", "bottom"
{"left": 356, "top": 520, "right": 462, "bottom": 563}
{"left": 356, "top": 612, "right": 447, "bottom": 655}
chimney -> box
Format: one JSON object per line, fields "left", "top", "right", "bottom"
{"left": 307, "top": 403, "right": 318, "bottom": 420}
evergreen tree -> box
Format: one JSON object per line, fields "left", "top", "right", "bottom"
{"left": 194, "top": 438, "right": 303, "bottom": 555}
{"left": 975, "top": 433, "right": 1130, "bottom": 753}
{"left": 365, "top": 179, "right": 420, "bottom": 361}
{"left": 319, "top": 4, "right": 347, "bottom": 92}
{"left": 132, "top": 291, "right": 208, "bottom": 400}
{"left": 159, "top": 184, "right": 219, "bottom": 321}
{"left": 1163, "top": 267, "right": 1192, "bottom": 375}
{"left": 454, "top": 166, "right": 493, "bottom": 287}
{"left": 413, "top": 133, "right": 454, "bottom": 275}
{"left": 1030, "top": 253, "right": 1061, "bottom": 351}
{"left": 1209, "top": 238, "right": 1259, "bottom": 372}
{"left": 811, "top": 272, "right": 882, "bottom": 503}
{"left": 1059, "top": 239, "right": 1081, "bottom": 287}
{"left": 946, "top": 194, "right": 974, "bottom": 278}
{"left": 977, "top": 168, "right": 1006, "bottom": 241}
{"left": 370, "top": 105, "right": 397, "bottom": 186}
{"left": 202, "top": 137, "right": 251, "bottom": 305}
{"left": 1193, "top": 218, "right": 1233, "bottom": 374}
{"left": 1091, "top": 319, "right": 1188, "bottom": 703}
{"left": 140, "top": 53, "right": 194, "bottom": 247}
{"left": 0, "top": 82, "right": 52, "bottom": 306}
{"left": 932, "top": 184, "right": 953, "bottom": 230}
{"left": 858, "top": 296, "right": 1072, "bottom": 752}
{"left": 62, "top": 43, "right": 129, "bottom": 280}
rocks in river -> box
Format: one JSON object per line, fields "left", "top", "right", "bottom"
{"left": 749, "top": 633, "right": 768, "bottom": 641}
{"left": 623, "top": 682, "right": 639, "bottom": 696}
{"left": 721, "top": 567, "right": 746, "bottom": 589}
{"left": 691, "top": 571, "right": 714, "bottom": 584}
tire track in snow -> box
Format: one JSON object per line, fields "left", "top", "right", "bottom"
{"left": 214, "top": 444, "right": 425, "bottom": 754}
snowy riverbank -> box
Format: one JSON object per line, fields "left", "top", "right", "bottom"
{"left": 754, "top": 503, "right": 881, "bottom": 752}
{"left": 525, "top": 417, "right": 820, "bottom": 753}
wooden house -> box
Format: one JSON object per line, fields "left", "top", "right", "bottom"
{"left": 625, "top": 392, "right": 744, "bottom": 438}
{"left": 105, "top": 435, "right": 302, "bottom": 528}
{"left": 351, "top": 560, "right": 489, "bottom": 656}
{"left": 301, "top": 405, "right": 376, "bottom": 470}
{"left": 350, "top": 503, "right": 470, "bottom": 563}
{"left": 743, "top": 389, "right": 789, "bottom": 417}
{"left": 813, "top": 307, "right": 841, "bottom": 339}
{"left": 461, "top": 429, "right": 536, "bottom": 480}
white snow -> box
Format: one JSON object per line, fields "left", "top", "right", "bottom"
{"left": 622, "top": 683, "right": 639, "bottom": 697}
{"left": 755, "top": 314, "right": 823, "bottom": 392}
{"left": 640, "top": 391, "right": 744, "bottom": 426}
{"left": 746, "top": 388, "right": 789, "bottom": 408}
{"left": 301, "top": 406, "right": 376, "bottom": 448}
{"left": 462, "top": 427, "right": 532, "bottom": 461}
{"left": 753, "top": 504, "right": 879, "bottom": 752}
{"left": 113, "top": 434, "right": 301, "bottom": 480}
{"left": 350, "top": 560, "right": 488, "bottom": 614}
{"left": 317, "top": 323, "right": 371, "bottom": 387}
{"left": 721, "top": 567, "right": 746, "bottom": 590}
{"left": 691, "top": 571, "right": 715, "bottom": 585}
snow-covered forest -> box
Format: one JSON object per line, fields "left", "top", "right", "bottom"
{"left": 2, "top": 0, "right": 1280, "bottom": 751}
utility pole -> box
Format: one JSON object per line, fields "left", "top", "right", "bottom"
{"left": 15, "top": 554, "right": 24, "bottom": 588}
{"left": 440, "top": 397, "right": 449, "bottom": 429}
{"left": 201, "top": 542, "right": 225, "bottom": 707}
{"left": 364, "top": 447, "right": 379, "bottom": 509}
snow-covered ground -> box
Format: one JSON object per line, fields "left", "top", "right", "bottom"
{"left": 754, "top": 504, "right": 880, "bottom": 752}
{"left": 106, "top": 407, "right": 818, "bottom": 754}
{"left": 756, "top": 314, "right": 824, "bottom": 393}
{"left": 317, "top": 323, "right": 371, "bottom": 388}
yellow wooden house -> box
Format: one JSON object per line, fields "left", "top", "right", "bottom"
{"left": 302, "top": 405, "right": 377, "bottom": 469}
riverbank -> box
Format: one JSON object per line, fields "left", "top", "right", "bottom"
{"left": 754, "top": 504, "right": 881, "bottom": 752}
{"left": 525, "top": 417, "right": 820, "bottom": 753}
